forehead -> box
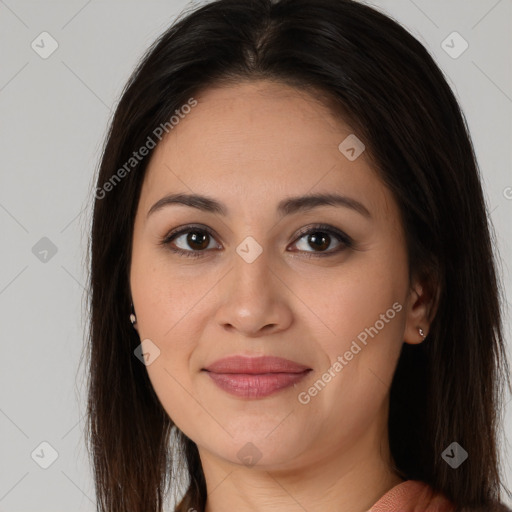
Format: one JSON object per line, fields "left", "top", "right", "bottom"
{"left": 172, "top": 80, "right": 352, "bottom": 154}
{"left": 140, "top": 80, "right": 391, "bottom": 218}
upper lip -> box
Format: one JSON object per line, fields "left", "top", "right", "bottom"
{"left": 203, "top": 356, "right": 311, "bottom": 374}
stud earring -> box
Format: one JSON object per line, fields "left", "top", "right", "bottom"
{"left": 130, "top": 302, "right": 137, "bottom": 326}
{"left": 418, "top": 327, "right": 426, "bottom": 340}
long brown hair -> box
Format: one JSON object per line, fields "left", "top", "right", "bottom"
{"left": 83, "top": 0, "right": 512, "bottom": 510}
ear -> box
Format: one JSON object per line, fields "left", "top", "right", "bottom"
{"left": 403, "top": 273, "right": 440, "bottom": 345}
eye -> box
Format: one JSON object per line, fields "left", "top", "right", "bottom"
{"left": 159, "top": 225, "right": 220, "bottom": 258}
{"left": 288, "top": 224, "right": 353, "bottom": 258}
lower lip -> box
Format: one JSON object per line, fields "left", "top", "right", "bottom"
{"left": 204, "top": 371, "right": 311, "bottom": 398}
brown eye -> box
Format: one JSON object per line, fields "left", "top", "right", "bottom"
{"left": 160, "top": 225, "right": 220, "bottom": 258}
{"left": 305, "top": 232, "right": 331, "bottom": 251}
{"left": 183, "top": 231, "right": 210, "bottom": 251}
{"left": 289, "top": 224, "right": 353, "bottom": 257}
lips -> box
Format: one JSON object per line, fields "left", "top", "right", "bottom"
{"left": 203, "top": 355, "right": 311, "bottom": 374}
{"left": 202, "top": 356, "right": 312, "bottom": 399}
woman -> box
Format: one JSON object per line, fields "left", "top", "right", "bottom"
{"left": 85, "top": 0, "right": 512, "bottom": 511}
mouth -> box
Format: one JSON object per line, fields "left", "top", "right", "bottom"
{"left": 202, "top": 355, "right": 312, "bottom": 399}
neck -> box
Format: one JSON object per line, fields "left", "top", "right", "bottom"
{"left": 201, "top": 412, "right": 403, "bottom": 512}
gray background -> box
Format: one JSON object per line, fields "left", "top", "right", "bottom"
{"left": 1, "top": 0, "right": 511, "bottom": 510}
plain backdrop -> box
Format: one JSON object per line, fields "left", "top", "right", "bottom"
{"left": 1, "top": 0, "right": 511, "bottom": 510}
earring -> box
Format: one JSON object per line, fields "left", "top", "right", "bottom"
{"left": 130, "top": 302, "right": 137, "bottom": 326}
{"left": 418, "top": 327, "right": 426, "bottom": 340}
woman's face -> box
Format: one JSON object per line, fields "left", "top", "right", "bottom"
{"left": 130, "top": 80, "right": 427, "bottom": 471}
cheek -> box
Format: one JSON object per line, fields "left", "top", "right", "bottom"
{"left": 130, "top": 239, "right": 206, "bottom": 339}
{"left": 144, "top": 358, "right": 207, "bottom": 439}
{"left": 293, "top": 278, "right": 405, "bottom": 449}
{"left": 293, "top": 247, "right": 407, "bottom": 415}
{"left": 129, "top": 247, "right": 196, "bottom": 410}
{"left": 296, "top": 248, "right": 408, "bottom": 357}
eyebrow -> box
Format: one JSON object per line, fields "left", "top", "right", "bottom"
{"left": 147, "top": 192, "right": 371, "bottom": 219}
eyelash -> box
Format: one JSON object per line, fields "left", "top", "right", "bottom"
{"left": 159, "top": 223, "right": 353, "bottom": 259}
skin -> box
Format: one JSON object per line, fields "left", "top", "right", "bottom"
{"left": 129, "top": 80, "right": 433, "bottom": 512}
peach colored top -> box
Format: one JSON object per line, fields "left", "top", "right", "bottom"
{"left": 368, "top": 480, "right": 456, "bottom": 512}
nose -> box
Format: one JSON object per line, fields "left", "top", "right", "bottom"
{"left": 213, "top": 247, "right": 293, "bottom": 337}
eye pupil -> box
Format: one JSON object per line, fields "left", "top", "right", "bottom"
{"left": 188, "top": 231, "right": 209, "bottom": 250}
{"left": 309, "top": 232, "right": 330, "bottom": 251}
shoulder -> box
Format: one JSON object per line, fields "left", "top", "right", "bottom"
{"left": 368, "top": 479, "right": 455, "bottom": 512}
